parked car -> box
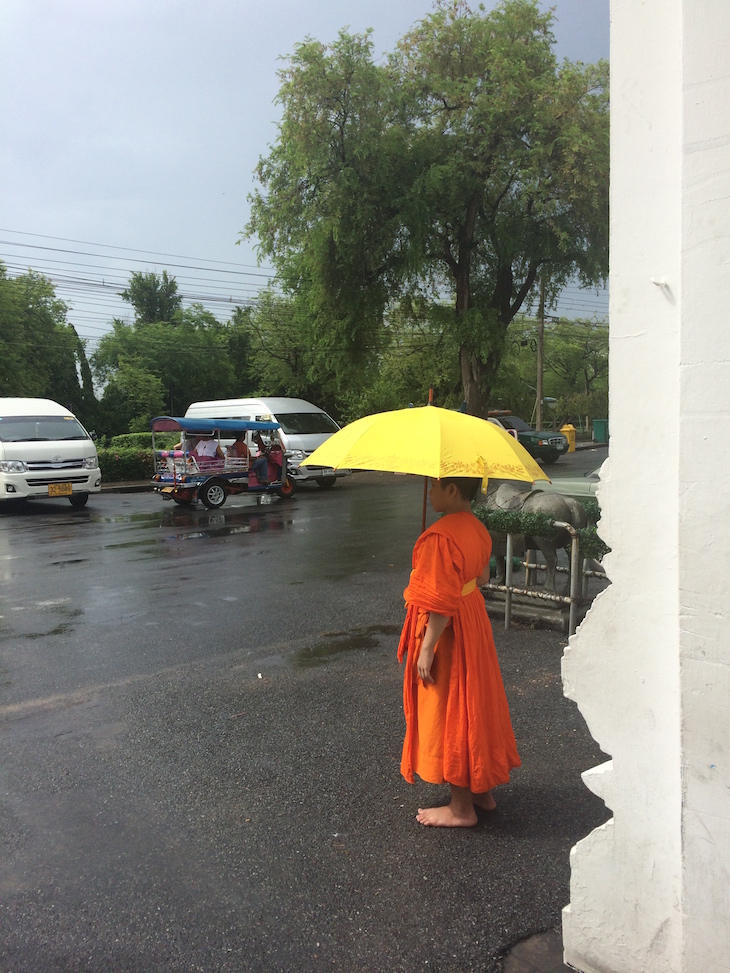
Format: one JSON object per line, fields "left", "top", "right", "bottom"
{"left": 538, "top": 467, "right": 601, "bottom": 501}
{"left": 0, "top": 397, "right": 101, "bottom": 507}
{"left": 487, "top": 411, "right": 569, "bottom": 464}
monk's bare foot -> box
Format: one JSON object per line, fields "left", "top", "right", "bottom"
{"left": 472, "top": 790, "right": 497, "bottom": 812}
{"left": 416, "top": 805, "right": 478, "bottom": 827}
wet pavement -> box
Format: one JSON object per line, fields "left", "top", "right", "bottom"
{"left": 0, "top": 470, "right": 608, "bottom": 972}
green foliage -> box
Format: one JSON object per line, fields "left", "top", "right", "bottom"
{"left": 92, "top": 276, "right": 258, "bottom": 437}
{"left": 97, "top": 447, "right": 155, "bottom": 482}
{"left": 472, "top": 502, "right": 610, "bottom": 561}
{"left": 489, "top": 315, "right": 608, "bottom": 425}
{"left": 247, "top": 29, "right": 396, "bottom": 402}
{"left": 245, "top": 288, "right": 339, "bottom": 413}
{"left": 246, "top": 0, "right": 609, "bottom": 418}
{"left": 474, "top": 506, "right": 563, "bottom": 542}
{"left": 0, "top": 264, "right": 97, "bottom": 428}
{"left": 120, "top": 270, "right": 182, "bottom": 325}
{"left": 109, "top": 432, "right": 177, "bottom": 449}
{"left": 580, "top": 496, "right": 601, "bottom": 525}
{"left": 244, "top": 287, "right": 464, "bottom": 422}
{"left": 576, "top": 526, "right": 610, "bottom": 561}
{"left": 337, "top": 299, "right": 463, "bottom": 420}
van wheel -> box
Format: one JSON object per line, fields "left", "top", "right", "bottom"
{"left": 199, "top": 480, "right": 227, "bottom": 509}
{"left": 276, "top": 477, "right": 296, "bottom": 499}
{"left": 69, "top": 494, "right": 89, "bottom": 508}
{"left": 316, "top": 476, "right": 337, "bottom": 489}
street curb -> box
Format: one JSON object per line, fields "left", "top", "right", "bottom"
{"left": 101, "top": 482, "right": 152, "bottom": 493}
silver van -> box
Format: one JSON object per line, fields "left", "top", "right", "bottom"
{"left": 0, "top": 397, "right": 101, "bottom": 507}
{"left": 184, "top": 397, "right": 349, "bottom": 487}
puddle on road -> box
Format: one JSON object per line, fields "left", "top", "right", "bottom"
{"left": 289, "top": 624, "right": 401, "bottom": 668}
{"left": 95, "top": 494, "right": 279, "bottom": 528}
{"left": 1, "top": 598, "right": 83, "bottom": 641}
{"left": 101, "top": 507, "right": 293, "bottom": 555}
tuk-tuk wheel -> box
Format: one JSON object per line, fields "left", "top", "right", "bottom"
{"left": 316, "top": 476, "right": 337, "bottom": 489}
{"left": 276, "top": 477, "right": 296, "bottom": 499}
{"left": 199, "top": 480, "right": 227, "bottom": 509}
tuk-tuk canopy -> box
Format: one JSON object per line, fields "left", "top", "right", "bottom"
{"left": 149, "top": 416, "right": 281, "bottom": 435}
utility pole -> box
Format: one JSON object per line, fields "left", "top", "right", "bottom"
{"left": 536, "top": 274, "right": 545, "bottom": 431}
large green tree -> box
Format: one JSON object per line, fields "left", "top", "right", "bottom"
{"left": 246, "top": 0, "right": 609, "bottom": 417}
{"left": 0, "top": 264, "right": 96, "bottom": 424}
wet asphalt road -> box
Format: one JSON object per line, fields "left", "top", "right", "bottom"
{"left": 0, "top": 466, "right": 608, "bottom": 973}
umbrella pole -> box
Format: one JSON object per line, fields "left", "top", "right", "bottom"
{"left": 422, "top": 385, "right": 434, "bottom": 532}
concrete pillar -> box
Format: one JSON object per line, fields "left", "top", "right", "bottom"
{"left": 561, "top": 1, "right": 730, "bottom": 971}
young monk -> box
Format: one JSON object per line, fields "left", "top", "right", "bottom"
{"left": 397, "top": 476, "right": 521, "bottom": 827}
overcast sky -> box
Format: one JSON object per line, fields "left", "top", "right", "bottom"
{"left": 0, "top": 0, "right": 609, "bottom": 351}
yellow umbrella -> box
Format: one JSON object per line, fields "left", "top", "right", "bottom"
{"left": 302, "top": 406, "right": 548, "bottom": 528}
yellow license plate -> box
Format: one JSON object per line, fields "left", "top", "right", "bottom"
{"left": 48, "top": 483, "right": 73, "bottom": 497}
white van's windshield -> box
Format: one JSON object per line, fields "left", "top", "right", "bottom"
{"left": 0, "top": 415, "right": 90, "bottom": 442}
{"left": 262, "top": 412, "right": 339, "bottom": 435}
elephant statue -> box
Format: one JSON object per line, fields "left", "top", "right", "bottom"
{"left": 483, "top": 482, "right": 588, "bottom": 593}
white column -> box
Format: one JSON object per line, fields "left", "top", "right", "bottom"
{"left": 677, "top": 1, "right": 730, "bottom": 968}
{"left": 561, "top": 1, "right": 730, "bottom": 971}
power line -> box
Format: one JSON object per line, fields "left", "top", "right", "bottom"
{"left": 1, "top": 229, "right": 276, "bottom": 343}
{"left": 1, "top": 229, "right": 610, "bottom": 346}
{"left": 0, "top": 229, "right": 275, "bottom": 274}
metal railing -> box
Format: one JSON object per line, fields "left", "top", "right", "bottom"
{"left": 483, "top": 521, "right": 605, "bottom": 637}
{"left": 154, "top": 451, "right": 250, "bottom": 477}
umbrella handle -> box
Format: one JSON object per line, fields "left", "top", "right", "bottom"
{"left": 422, "top": 386, "right": 433, "bottom": 531}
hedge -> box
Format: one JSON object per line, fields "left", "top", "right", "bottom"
{"left": 108, "top": 432, "right": 178, "bottom": 449}
{"left": 98, "top": 447, "right": 156, "bottom": 483}
{"left": 473, "top": 504, "right": 610, "bottom": 562}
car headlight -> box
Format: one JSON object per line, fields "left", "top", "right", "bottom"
{"left": 288, "top": 450, "right": 305, "bottom": 460}
{"left": 0, "top": 460, "right": 28, "bottom": 473}
{"left": 82, "top": 457, "right": 99, "bottom": 470}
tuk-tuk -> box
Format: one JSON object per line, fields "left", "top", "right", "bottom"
{"left": 149, "top": 416, "right": 296, "bottom": 507}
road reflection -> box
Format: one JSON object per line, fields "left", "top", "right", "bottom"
{"left": 101, "top": 506, "right": 293, "bottom": 553}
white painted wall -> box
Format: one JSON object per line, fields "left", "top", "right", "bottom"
{"left": 677, "top": 2, "right": 730, "bottom": 969}
{"left": 561, "top": 1, "right": 730, "bottom": 971}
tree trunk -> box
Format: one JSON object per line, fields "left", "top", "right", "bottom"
{"left": 459, "top": 345, "right": 489, "bottom": 417}
{"left": 453, "top": 230, "right": 513, "bottom": 418}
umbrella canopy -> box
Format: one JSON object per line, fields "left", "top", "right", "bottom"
{"left": 301, "top": 406, "right": 548, "bottom": 487}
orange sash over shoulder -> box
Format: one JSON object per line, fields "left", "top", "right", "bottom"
{"left": 398, "top": 512, "right": 520, "bottom": 792}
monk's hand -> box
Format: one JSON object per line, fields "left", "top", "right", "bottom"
{"left": 417, "top": 644, "right": 435, "bottom": 684}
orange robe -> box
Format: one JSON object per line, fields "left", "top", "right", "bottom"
{"left": 398, "top": 511, "right": 520, "bottom": 792}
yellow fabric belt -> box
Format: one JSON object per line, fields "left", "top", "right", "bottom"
{"left": 461, "top": 578, "right": 477, "bottom": 596}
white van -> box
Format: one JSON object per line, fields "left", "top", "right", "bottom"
{"left": 0, "top": 398, "right": 101, "bottom": 507}
{"left": 184, "top": 397, "right": 349, "bottom": 486}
